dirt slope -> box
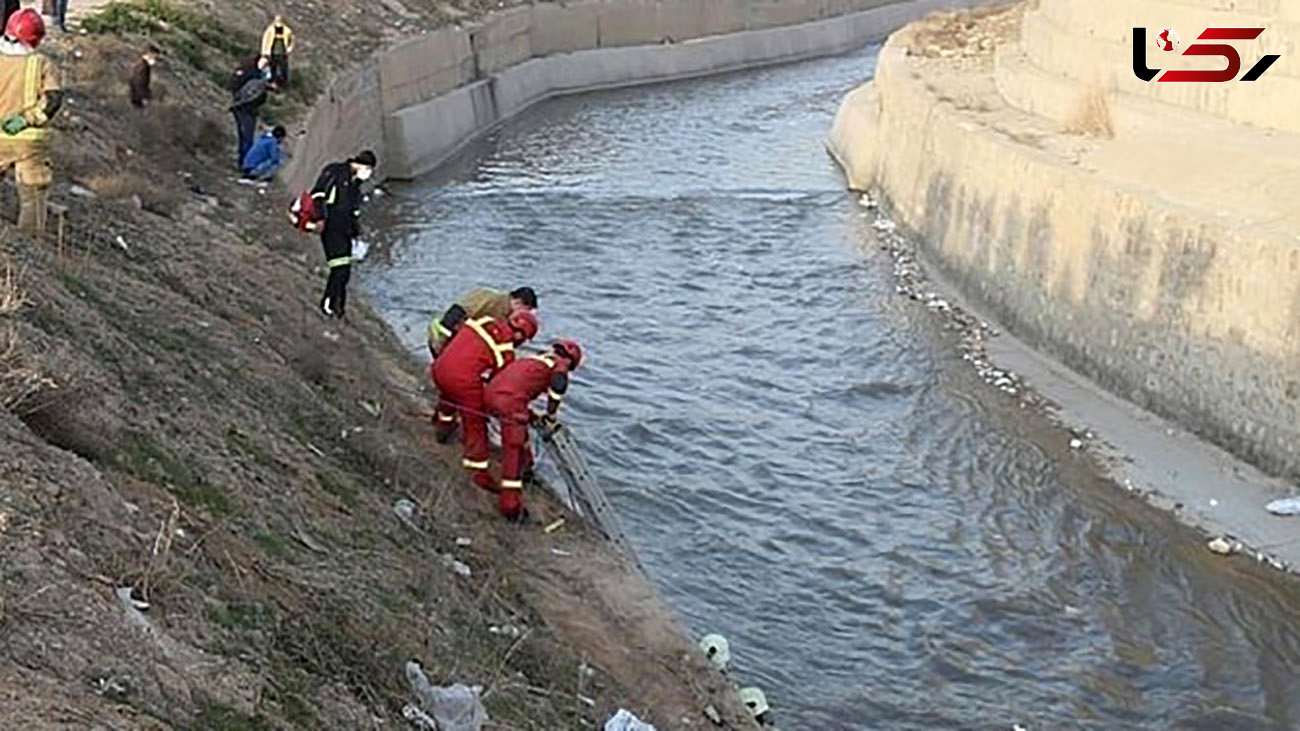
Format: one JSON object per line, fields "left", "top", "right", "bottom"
{"left": 0, "top": 0, "right": 752, "bottom": 728}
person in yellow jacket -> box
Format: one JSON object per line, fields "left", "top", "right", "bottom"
{"left": 427, "top": 286, "right": 538, "bottom": 358}
{"left": 260, "top": 15, "right": 294, "bottom": 89}
{"left": 0, "top": 10, "right": 59, "bottom": 236}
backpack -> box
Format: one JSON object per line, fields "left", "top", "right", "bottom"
{"left": 231, "top": 76, "right": 269, "bottom": 110}
{"left": 287, "top": 191, "right": 321, "bottom": 232}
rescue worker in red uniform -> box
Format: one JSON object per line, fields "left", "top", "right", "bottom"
{"left": 432, "top": 309, "right": 540, "bottom": 492}
{"left": 484, "top": 339, "right": 583, "bottom": 520}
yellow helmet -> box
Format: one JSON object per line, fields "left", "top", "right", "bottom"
{"left": 697, "top": 633, "right": 730, "bottom": 671}
{"left": 738, "top": 687, "right": 769, "bottom": 717}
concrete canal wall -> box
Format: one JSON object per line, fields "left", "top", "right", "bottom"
{"left": 828, "top": 2, "right": 1300, "bottom": 479}
{"left": 283, "top": 0, "right": 989, "bottom": 191}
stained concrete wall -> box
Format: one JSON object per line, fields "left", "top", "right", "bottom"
{"left": 283, "top": 0, "right": 987, "bottom": 191}
{"left": 828, "top": 34, "right": 1300, "bottom": 479}
{"left": 1002, "top": 0, "right": 1300, "bottom": 134}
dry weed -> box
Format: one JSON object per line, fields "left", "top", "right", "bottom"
{"left": 82, "top": 170, "right": 181, "bottom": 217}
{"left": 0, "top": 255, "right": 25, "bottom": 315}
{"left": 1066, "top": 83, "right": 1114, "bottom": 138}
{"left": 0, "top": 261, "right": 44, "bottom": 411}
{"left": 84, "top": 170, "right": 150, "bottom": 201}
{"left": 0, "top": 327, "right": 49, "bottom": 412}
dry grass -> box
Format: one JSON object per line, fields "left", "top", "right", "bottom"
{"left": 0, "top": 260, "right": 53, "bottom": 412}
{"left": 0, "top": 327, "right": 46, "bottom": 412}
{"left": 81, "top": 170, "right": 183, "bottom": 217}
{"left": 0, "top": 256, "right": 25, "bottom": 315}
{"left": 907, "top": 4, "right": 1021, "bottom": 57}
{"left": 1066, "top": 82, "right": 1114, "bottom": 138}
{"left": 83, "top": 171, "right": 151, "bottom": 201}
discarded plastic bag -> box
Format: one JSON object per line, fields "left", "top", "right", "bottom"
{"left": 605, "top": 708, "right": 656, "bottom": 731}
{"left": 352, "top": 239, "right": 370, "bottom": 262}
{"left": 1266, "top": 497, "right": 1300, "bottom": 516}
{"left": 404, "top": 660, "right": 487, "bottom": 731}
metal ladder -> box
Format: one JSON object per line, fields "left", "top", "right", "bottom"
{"left": 536, "top": 423, "right": 644, "bottom": 573}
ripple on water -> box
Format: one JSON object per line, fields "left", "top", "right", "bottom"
{"left": 364, "top": 46, "right": 1300, "bottom": 729}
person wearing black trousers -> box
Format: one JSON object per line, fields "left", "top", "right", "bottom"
{"left": 229, "top": 56, "right": 268, "bottom": 170}
{"left": 309, "top": 150, "right": 376, "bottom": 319}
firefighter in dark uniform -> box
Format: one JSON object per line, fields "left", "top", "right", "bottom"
{"left": 309, "top": 150, "right": 375, "bottom": 319}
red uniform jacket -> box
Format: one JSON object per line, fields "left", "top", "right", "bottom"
{"left": 433, "top": 316, "right": 516, "bottom": 393}
{"left": 485, "top": 352, "right": 569, "bottom": 417}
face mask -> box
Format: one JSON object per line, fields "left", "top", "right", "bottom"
{"left": 356, "top": 166, "right": 374, "bottom": 182}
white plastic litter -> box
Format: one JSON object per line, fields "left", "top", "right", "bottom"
{"left": 1069, "top": 438, "right": 1083, "bottom": 449}
{"left": 405, "top": 661, "right": 487, "bottom": 731}
{"left": 698, "top": 633, "right": 730, "bottom": 671}
{"left": 393, "top": 498, "right": 416, "bottom": 521}
{"left": 1207, "top": 536, "right": 1239, "bottom": 555}
{"left": 604, "top": 709, "right": 657, "bottom": 731}
{"left": 1266, "top": 497, "right": 1300, "bottom": 516}
{"left": 442, "top": 553, "right": 472, "bottom": 578}
{"left": 351, "top": 239, "right": 370, "bottom": 262}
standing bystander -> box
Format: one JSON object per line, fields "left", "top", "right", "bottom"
{"left": 128, "top": 48, "right": 157, "bottom": 108}
{"left": 260, "top": 15, "right": 294, "bottom": 89}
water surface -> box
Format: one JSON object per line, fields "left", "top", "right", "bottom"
{"left": 365, "top": 48, "right": 1300, "bottom": 729}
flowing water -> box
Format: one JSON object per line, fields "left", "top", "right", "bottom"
{"left": 364, "top": 47, "right": 1300, "bottom": 730}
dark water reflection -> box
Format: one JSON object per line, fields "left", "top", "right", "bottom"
{"left": 365, "top": 47, "right": 1300, "bottom": 729}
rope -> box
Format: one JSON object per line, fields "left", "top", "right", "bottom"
{"left": 383, "top": 378, "right": 558, "bottom": 468}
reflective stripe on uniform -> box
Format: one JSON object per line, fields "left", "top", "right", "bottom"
{"left": 500, "top": 479, "right": 524, "bottom": 490}
{"left": 14, "top": 56, "right": 46, "bottom": 141}
{"left": 434, "top": 321, "right": 453, "bottom": 337}
{"left": 436, "top": 412, "right": 456, "bottom": 422}
{"left": 547, "top": 389, "right": 564, "bottom": 401}
{"left": 529, "top": 353, "right": 557, "bottom": 367}
{"left": 327, "top": 256, "right": 352, "bottom": 268}
{"left": 464, "top": 316, "right": 513, "bottom": 369}
{"left": 463, "top": 458, "right": 489, "bottom": 470}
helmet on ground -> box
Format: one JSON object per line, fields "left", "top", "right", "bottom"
{"left": 698, "top": 633, "right": 730, "bottom": 671}
{"left": 738, "top": 687, "right": 769, "bottom": 717}
{"left": 554, "top": 339, "right": 583, "bottom": 370}
{"left": 6, "top": 9, "right": 44, "bottom": 47}
{"left": 507, "top": 309, "right": 539, "bottom": 343}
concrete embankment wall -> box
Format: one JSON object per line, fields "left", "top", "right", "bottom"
{"left": 828, "top": 30, "right": 1300, "bottom": 479}
{"left": 284, "top": 0, "right": 988, "bottom": 191}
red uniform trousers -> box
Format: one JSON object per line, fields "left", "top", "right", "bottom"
{"left": 430, "top": 316, "right": 516, "bottom": 490}
{"left": 433, "top": 367, "right": 493, "bottom": 490}
{"left": 484, "top": 392, "right": 533, "bottom": 491}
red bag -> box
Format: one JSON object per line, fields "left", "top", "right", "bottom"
{"left": 287, "top": 191, "right": 321, "bottom": 232}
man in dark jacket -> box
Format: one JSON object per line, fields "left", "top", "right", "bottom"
{"left": 309, "top": 150, "right": 376, "bottom": 319}
{"left": 128, "top": 49, "right": 157, "bottom": 108}
{"left": 229, "top": 56, "right": 268, "bottom": 170}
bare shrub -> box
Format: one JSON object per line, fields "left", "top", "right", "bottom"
{"left": 1066, "top": 82, "right": 1114, "bottom": 138}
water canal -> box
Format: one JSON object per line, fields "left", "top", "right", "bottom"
{"left": 365, "top": 46, "right": 1300, "bottom": 729}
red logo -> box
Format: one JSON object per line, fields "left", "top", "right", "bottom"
{"left": 1155, "top": 28, "right": 1179, "bottom": 52}
{"left": 1132, "top": 27, "right": 1280, "bottom": 82}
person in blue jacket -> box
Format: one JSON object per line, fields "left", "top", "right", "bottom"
{"left": 241, "top": 125, "right": 286, "bottom": 181}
